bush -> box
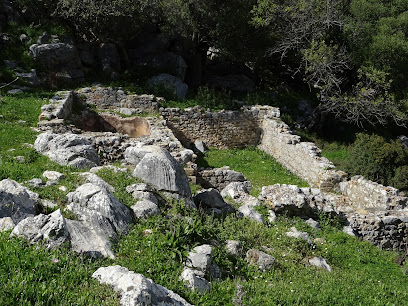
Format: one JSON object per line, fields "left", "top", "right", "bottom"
{"left": 345, "top": 133, "right": 408, "bottom": 190}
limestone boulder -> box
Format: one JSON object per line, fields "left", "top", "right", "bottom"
{"left": 194, "top": 188, "right": 234, "bottom": 212}
{"left": 66, "top": 183, "right": 132, "bottom": 234}
{"left": 180, "top": 268, "right": 210, "bottom": 293}
{"left": 185, "top": 244, "right": 213, "bottom": 276}
{"left": 131, "top": 200, "right": 159, "bottom": 219}
{"left": 238, "top": 205, "right": 264, "bottom": 224}
{"left": 147, "top": 73, "right": 188, "bottom": 100}
{"left": 93, "top": 265, "right": 192, "bottom": 305}
{"left": 286, "top": 227, "right": 312, "bottom": 244}
{"left": 246, "top": 249, "right": 276, "bottom": 271}
{"left": 34, "top": 133, "right": 100, "bottom": 169}
{"left": 10, "top": 209, "right": 70, "bottom": 249}
{"left": 65, "top": 183, "right": 133, "bottom": 258}
{"left": 0, "top": 179, "right": 38, "bottom": 224}
{"left": 0, "top": 217, "right": 15, "bottom": 231}
{"left": 309, "top": 257, "right": 332, "bottom": 272}
{"left": 225, "top": 240, "right": 243, "bottom": 257}
{"left": 126, "top": 145, "right": 193, "bottom": 205}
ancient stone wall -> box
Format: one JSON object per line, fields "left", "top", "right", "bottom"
{"left": 340, "top": 176, "right": 408, "bottom": 211}
{"left": 77, "top": 86, "right": 159, "bottom": 113}
{"left": 160, "top": 106, "right": 264, "bottom": 149}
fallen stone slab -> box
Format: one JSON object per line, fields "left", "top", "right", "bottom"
{"left": 180, "top": 268, "right": 210, "bottom": 294}
{"left": 10, "top": 209, "right": 70, "bottom": 249}
{"left": 0, "top": 179, "right": 38, "bottom": 224}
{"left": 93, "top": 265, "right": 193, "bottom": 305}
{"left": 238, "top": 205, "right": 264, "bottom": 224}
{"left": 131, "top": 200, "right": 159, "bottom": 219}
{"left": 286, "top": 227, "right": 312, "bottom": 244}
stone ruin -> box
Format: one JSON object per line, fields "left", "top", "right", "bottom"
{"left": 34, "top": 86, "right": 408, "bottom": 252}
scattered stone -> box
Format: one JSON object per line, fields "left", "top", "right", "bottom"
{"left": 93, "top": 265, "right": 193, "bottom": 305}
{"left": 194, "top": 188, "right": 233, "bottom": 212}
{"left": 79, "top": 172, "right": 115, "bottom": 193}
{"left": 0, "top": 179, "right": 38, "bottom": 224}
{"left": 34, "top": 132, "right": 100, "bottom": 169}
{"left": 305, "top": 218, "right": 320, "bottom": 229}
{"left": 143, "top": 229, "right": 154, "bottom": 236}
{"left": 131, "top": 200, "right": 159, "bottom": 219}
{"left": 179, "top": 149, "right": 194, "bottom": 164}
{"left": 185, "top": 244, "right": 213, "bottom": 276}
{"left": 59, "top": 186, "right": 68, "bottom": 192}
{"left": 26, "top": 178, "right": 44, "bottom": 188}
{"left": 0, "top": 217, "right": 15, "bottom": 231}
{"left": 10, "top": 209, "right": 70, "bottom": 249}
{"left": 246, "top": 249, "right": 276, "bottom": 271}
{"left": 226, "top": 240, "right": 243, "bottom": 257}
{"left": 238, "top": 205, "right": 263, "bottom": 224}
{"left": 45, "top": 180, "right": 57, "bottom": 187}
{"left": 268, "top": 210, "right": 277, "bottom": 223}
{"left": 180, "top": 268, "right": 210, "bottom": 293}
{"left": 43, "top": 170, "right": 65, "bottom": 181}
{"left": 221, "top": 182, "right": 250, "bottom": 199}
{"left": 308, "top": 257, "right": 332, "bottom": 272}
{"left": 16, "top": 69, "right": 40, "bottom": 86}
{"left": 286, "top": 227, "right": 312, "bottom": 244}
{"left": 8, "top": 89, "right": 22, "bottom": 94}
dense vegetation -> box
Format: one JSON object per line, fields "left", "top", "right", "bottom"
{"left": 9, "top": 0, "right": 408, "bottom": 128}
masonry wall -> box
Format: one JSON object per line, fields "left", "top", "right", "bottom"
{"left": 160, "top": 106, "right": 264, "bottom": 149}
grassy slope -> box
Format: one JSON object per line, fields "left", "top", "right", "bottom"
{"left": 1, "top": 92, "right": 408, "bottom": 305}
{"left": 197, "top": 147, "right": 308, "bottom": 196}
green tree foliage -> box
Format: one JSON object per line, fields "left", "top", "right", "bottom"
{"left": 345, "top": 133, "right": 408, "bottom": 190}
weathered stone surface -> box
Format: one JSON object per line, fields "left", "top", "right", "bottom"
{"left": 179, "top": 149, "right": 194, "bottom": 164}
{"left": 34, "top": 132, "right": 100, "bottom": 169}
{"left": 66, "top": 218, "right": 116, "bottom": 259}
{"left": 131, "top": 200, "right": 159, "bottom": 219}
{"left": 0, "top": 217, "right": 15, "bottom": 231}
{"left": 0, "top": 179, "right": 38, "bottom": 224}
{"left": 79, "top": 172, "right": 115, "bottom": 193}
{"left": 126, "top": 145, "right": 193, "bottom": 204}
{"left": 197, "top": 167, "right": 250, "bottom": 192}
{"left": 342, "top": 226, "right": 356, "bottom": 237}
{"left": 246, "top": 249, "right": 276, "bottom": 270}
{"left": 305, "top": 218, "right": 320, "bottom": 229}
{"left": 194, "top": 188, "right": 233, "bottom": 212}
{"left": 180, "top": 268, "right": 210, "bottom": 293}
{"left": 221, "top": 182, "right": 250, "bottom": 199}
{"left": 226, "top": 240, "right": 242, "bottom": 257}
{"left": 147, "top": 73, "right": 188, "bottom": 100}
{"left": 10, "top": 209, "right": 70, "bottom": 249}
{"left": 308, "top": 257, "right": 332, "bottom": 272}
{"left": 43, "top": 170, "right": 65, "bottom": 181}
{"left": 29, "top": 43, "right": 84, "bottom": 81}
{"left": 185, "top": 244, "right": 213, "bottom": 275}
{"left": 93, "top": 265, "right": 193, "bottom": 305}
{"left": 66, "top": 183, "right": 132, "bottom": 234}
{"left": 286, "top": 227, "right": 312, "bottom": 244}
{"left": 238, "top": 205, "right": 263, "bottom": 224}
{"left": 126, "top": 183, "right": 158, "bottom": 204}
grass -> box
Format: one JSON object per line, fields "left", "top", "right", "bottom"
{"left": 197, "top": 147, "right": 309, "bottom": 196}
{"left": 1, "top": 92, "right": 408, "bottom": 305}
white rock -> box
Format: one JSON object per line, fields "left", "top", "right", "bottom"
{"left": 43, "top": 170, "right": 65, "bottom": 181}
{"left": 0, "top": 217, "right": 15, "bottom": 231}
{"left": 238, "top": 205, "right": 264, "bottom": 224}
{"left": 93, "top": 265, "right": 193, "bottom": 305}
{"left": 309, "top": 257, "right": 332, "bottom": 272}
{"left": 180, "top": 268, "right": 210, "bottom": 293}
{"left": 10, "top": 209, "right": 69, "bottom": 249}
{"left": 79, "top": 172, "right": 115, "bottom": 193}
{"left": 286, "top": 227, "right": 312, "bottom": 243}
{"left": 131, "top": 200, "right": 159, "bottom": 219}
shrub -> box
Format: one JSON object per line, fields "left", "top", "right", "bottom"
{"left": 345, "top": 133, "right": 408, "bottom": 190}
